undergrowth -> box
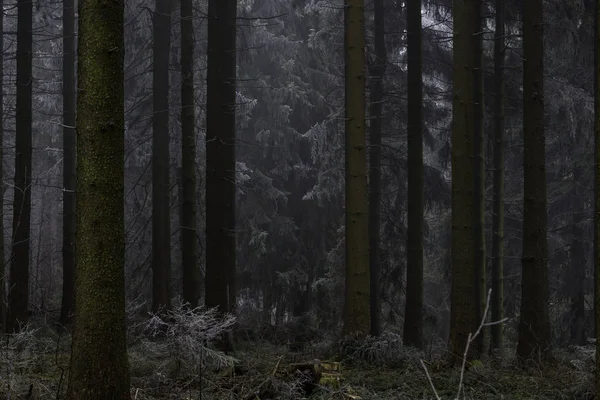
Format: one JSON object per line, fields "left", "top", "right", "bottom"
{"left": 0, "top": 307, "right": 595, "bottom": 399}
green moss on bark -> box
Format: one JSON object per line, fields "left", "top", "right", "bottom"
{"left": 66, "top": 0, "right": 130, "bottom": 397}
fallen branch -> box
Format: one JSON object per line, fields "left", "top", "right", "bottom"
{"left": 243, "top": 356, "right": 282, "bottom": 400}
{"left": 420, "top": 289, "right": 509, "bottom": 400}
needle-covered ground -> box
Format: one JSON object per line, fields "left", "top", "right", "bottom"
{"left": 0, "top": 311, "right": 595, "bottom": 399}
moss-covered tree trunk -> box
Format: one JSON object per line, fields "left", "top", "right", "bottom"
{"left": 473, "top": 0, "right": 486, "bottom": 356}
{"left": 595, "top": 0, "right": 600, "bottom": 392}
{"left": 7, "top": 0, "right": 33, "bottom": 333}
{"left": 181, "top": 0, "right": 199, "bottom": 308}
{"left": 449, "top": 0, "right": 478, "bottom": 361}
{"left": 516, "top": 0, "right": 551, "bottom": 362}
{"left": 152, "top": 0, "right": 172, "bottom": 312}
{"left": 594, "top": 1, "right": 600, "bottom": 395}
{"left": 342, "top": 0, "right": 370, "bottom": 336}
{"left": 0, "top": 0, "right": 4, "bottom": 331}
{"left": 0, "top": 0, "right": 5, "bottom": 331}
{"left": 368, "top": 0, "right": 386, "bottom": 338}
{"left": 205, "top": 0, "right": 237, "bottom": 350}
{"left": 66, "top": 0, "right": 131, "bottom": 395}
{"left": 490, "top": 0, "right": 505, "bottom": 356}
{"left": 404, "top": 0, "right": 423, "bottom": 349}
{"left": 59, "top": 0, "right": 76, "bottom": 325}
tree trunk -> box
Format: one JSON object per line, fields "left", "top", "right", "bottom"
{"left": 60, "top": 0, "right": 76, "bottom": 326}
{"left": 449, "top": 0, "right": 478, "bottom": 361}
{"left": 404, "top": 0, "right": 424, "bottom": 349}
{"left": 66, "top": 0, "right": 130, "bottom": 395}
{"left": 517, "top": 0, "right": 551, "bottom": 361}
{"left": 152, "top": 0, "right": 172, "bottom": 312}
{"left": 180, "top": 0, "right": 199, "bottom": 308}
{"left": 342, "top": 0, "right": 370, "bottom": 336}
{"left": 368, "top": 0, "right": 386, "bottom": 338}
{"left": 0, "top": 0, "right": 5, "bottom": 331}
{"left": 570, "top": 131, "right": 586, "bottom": 346}
{"left": 595, "top": 0, "right": 600, "bottom": 392}
{"left": 7, "top": 0, "right": 33, "bottom": 333}
{"left": 473, "top": 0, "right": 486, "bottom": 356}
{"left": 205, "top": 0, "right": 237, "bottom": 350}
{"left": 490, "top": 0, "right": 505, "bottom": 356}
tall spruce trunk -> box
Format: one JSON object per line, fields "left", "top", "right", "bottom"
{"left": 152, "top": 0, "right": 172, "bottom": 312}
{"left": 342, "top": 0, "right": 370, "bottom": 336}
{"left": 180, "top": 0, "right": 199, "bottom": 308}
{"left": 473, "top": 0, "right": 486, "bottom": 356}
{"left": 404, "top": 0, "right": 424, "bottom": 349}
{"left": 0, "top": 0, "right": 5, "bottom": 330}
{"left": 66, "top": 0, "right": 131, "bottom": 395}
{"left": 449, "top": 0, "right": 478, "bottom": 361}
{"left": 205, "top": 0, "right": 237, "bottom": 350}
{"left": 60, "top": 0, "right": 76, "bottom": 325}
{"left": 570, "top": 130, "right": 586, "bottom": 345}
{"left": 490, "top": 0, "right": 505, "bottom": 356}
{"left": 368, "top": 0, "right": 386, "bottom": 338}
{"left": 7, "top": 0, "right": 33, "bottom": 333}
{"left": 595, "top": 0, "right": 600, "bottom": 392}
{"left": 517, "top": 0, "right": 551, "bottom": 361}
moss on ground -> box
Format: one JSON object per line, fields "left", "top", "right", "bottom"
{"left": 1, "top": 335, "right": 595, "bottom": 399}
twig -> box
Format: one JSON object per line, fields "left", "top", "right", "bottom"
{"left": 456, "top": 289, "right": 509, "bottom": 399}
{"left": 420, "top": 359, "right": 441, "bottom": 400}
{"left": 420, "top": 289, "right": 509, "bottom": 400}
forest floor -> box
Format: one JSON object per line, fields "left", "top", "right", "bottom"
{"left": 0, "top": 317, "right": 595, "bottom": 399}
{"left": 188, "top": 340, "right": 594, "bottom": 400}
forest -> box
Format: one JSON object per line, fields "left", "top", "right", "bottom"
{"left": 1, "top": 0, "right": 600, "bottom": 398}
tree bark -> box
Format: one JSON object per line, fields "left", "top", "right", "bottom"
{"left": 66, "top": 0, "right": 131, "bottom": 395}
{"left": 205, "top": 0, "right": 237, "bottom": 350}
{"left": 60, "top": 0, "right": 76, "bottom": 326}
{"left": 449, "top": 0, "right": 478, "bottom": 361}
{"left": 342, "top": 0, "right": 370, "bottom": 336}
{"left": 570, "top": 129, "right": 586, "bottom": 345}
{"left": 490, "top": 0, "right": 505, "bottom": 356}
{"left": 368, "top": 0, "right": 386, "bottom": 338}
{"left": 517, "top": 0, "right": 551, "bottom": 361}
{"left": 595, "top": 0, "right": 600, "bottom": 392}
{"left": 473, "top": 0, "right": 486, "bottom": 356}
{"left": 0, "top": 0, "right": 5, "bottom": 331}
{"left": 181, "top": 0, "right": 199, "bottom": 308}
{"left": 152, "top": 0, "right": 172, "bottom": 312}
{"left": 404, "top": 0, "right": 424, "bottom": 349}
{"left": 7, "top": 0, "right": 33, "bottom": 333}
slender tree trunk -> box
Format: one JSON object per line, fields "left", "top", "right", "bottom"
{"left": 595, "top": 0, "right": 600, "bottom": 392}
{"left": 7, "top": 0, "right": 33, "bottom": 333}
{"left": 473, "top": 0, "right": 486, "bottom": 356}
{"left": 517, "top": 0, "right": 551, "bottom": 361}
{"left": 152, "top": 0, "right": 172, "bottom": 312}
{"left": 570, "top": 126, "right": 586, "bottom": 346}
{"left": 570, "top": 153, "right": 586, "bottom": 345}
{"left": 180, "top": 0, "right": 199, "bottom": 308}
{"left": 449, "top": 0, "right": 478, "bottom": 361}
{"left": 0, "top": 0, "right": 5, "bottom": 331}
{"left": 205, "top": 0, "right": 237, "bottom": 350}
{"left": 342, "top": 0, "right": 370, "bottom": 336}
{"left": 490, "top": 0, "right": 505, "bottom": 356}
{"left": 60, "top": 0, "right": 76, "bottom": 325}
{"left": 368, "top": 0, "right": 386, "bottom": 338}
{"left": 404, "top": 0, "right": 423, "bottom": 349}
{"left": 66, "top": 0, "right": 130, "bottom": 395}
